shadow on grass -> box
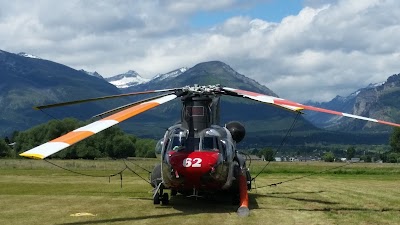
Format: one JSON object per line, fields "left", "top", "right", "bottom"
{"left": 58, "top": 212, "right": 185, "bottom": 225}
{"left": 58, "top": 192, "right": 259, "bottom": 225}
{"left": 168, "top": 191, "right": 260, "bottom": 212}
{"left": 258, "top": 206, "right": 400, "bottom": 212}
{"left": 253, "top": 190, "right": 338, "bottom": 205}
{"left": 253, "top": 191, "right": 400, "bottom": 213}
{"left": 297, "top": 207, "right": 400, "bottom": 212}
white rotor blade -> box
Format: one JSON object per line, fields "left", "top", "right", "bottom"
{"left": 223, "top": 87, "right": 400, "bottom": 128}
{"left": 20, "top": 94, "right": 177, "bottom": 159}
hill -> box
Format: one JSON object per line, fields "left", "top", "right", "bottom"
{"left": 1, "top": 49, "right": 398, "bottom": 148}
{"left": 0, "top": 50, "right": 124, "bottom": 135}
{"left": 305, "top": 74, "right": 400, "bottom": 132}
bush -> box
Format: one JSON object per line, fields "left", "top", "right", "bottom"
{"left": 0, "top": 139, "right": 13, "bottom": 158}
{"left": 323, "top": 152, "right": 335, "bottom": 162}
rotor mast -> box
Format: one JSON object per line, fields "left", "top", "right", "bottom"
{"left": 180, "top": 85, "right": 221, "bottom": 131}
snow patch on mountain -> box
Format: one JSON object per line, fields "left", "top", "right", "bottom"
{"left": 18, "top": 52, "right": 41, "bottom": 59}
{"left": 106, "top": 70, "right": 150, "bottom": 88}
{"left": 79, "top": 69, "right": 104, "bottom": 79}
{"left": 152, "top": 67, "right": 187, "bottom": 81}
{"left": 367, "top": 82, "right": 385, "bottom": 88}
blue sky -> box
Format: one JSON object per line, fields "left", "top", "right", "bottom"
{"left": 1, "top": 0, "right": 400, "bottom": 102}
{"left": 190, "top": 0, "right": 304, "bottom": 27}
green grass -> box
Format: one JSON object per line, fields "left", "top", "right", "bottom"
{"left": 0, "top": 159, "right": 399, "bottom": 225}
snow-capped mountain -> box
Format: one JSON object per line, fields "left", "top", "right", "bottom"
{"left": 303, "top": 79, "right": 398, "bottom": 130}
{"left": 105, "top": 70, "right": 150, "bottom": 88}
{"left": 79, "top": 69, "right": 104, "bottom": 79}
{"left": 17, "top": 52, "right": 41, "bottom": 59}
{"left": 105, "top": 67, "right": 188, "bottom": 89}
{"left": 151, "top": 67, "right": 188, "bottom": 82}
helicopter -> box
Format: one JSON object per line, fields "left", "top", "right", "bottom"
{"left": 19, "top": 84, "right": 400, "bottom": 217}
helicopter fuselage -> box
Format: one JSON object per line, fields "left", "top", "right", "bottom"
{"left": 155, "top": 123, "right": 237, "bottom": 193}
{"left": 151, "top": 91, "right": 246, "bottom": 196}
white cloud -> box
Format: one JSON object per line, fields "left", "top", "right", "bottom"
{"left": 1, "top": 0, "right": 400, "bottom": 102}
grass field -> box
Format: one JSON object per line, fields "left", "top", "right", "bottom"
{"left": 0, "top": 159, "right": 399, "bottom": 225}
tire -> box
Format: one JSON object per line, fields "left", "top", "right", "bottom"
{"left": 162, "top": 193, "right": 169, "bottom": 205}
{"left": 153, "top": 193, "right": 160, "bottom": 205}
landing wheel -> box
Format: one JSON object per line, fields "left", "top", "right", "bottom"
{"left": 162, "top": 193, "right": 169, "bottom": 205}
{"left": 153, "top": 193, "right": 160, "bottom": 205}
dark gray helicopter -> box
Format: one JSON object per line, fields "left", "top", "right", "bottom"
{"left": 20, "top": 84, "right": 400, "bottom": 216}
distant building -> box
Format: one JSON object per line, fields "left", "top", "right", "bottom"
{"left": 351, "top": 158, "right": 361, "bottom": 163}
{"left": 248, "top": 155, "right": 262, "bottom": 161}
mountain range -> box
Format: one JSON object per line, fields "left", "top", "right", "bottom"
{"left": 304, "top": 76, "right": 400, "bottom": 131}
{"left": 1, "top": 49, "right": 399, "bottom": 147}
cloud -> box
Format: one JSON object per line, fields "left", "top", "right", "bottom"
{"left": 1, "top": 0, "right": 400, "bottom": 102}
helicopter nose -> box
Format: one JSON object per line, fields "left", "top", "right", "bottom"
{"left": 169, "top": 151, "right": 220, "bottom": 181}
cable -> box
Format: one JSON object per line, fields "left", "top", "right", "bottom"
{"left": 44, "top": 159, "right": 124, "bottom": 178}
{"left": 39, "top": 109, "right": 60, "bottom": 121}
{"left": 123, "top": 160, "right": 152, "bottom": 185}
{"left": 238, "top": 151, "right": 252, "bottom": 168}
{"left": 250, "top": 111, "right": 353, "bottom": 188}
{"left": 251, "top": 112, "right": 301, "bottom": 181}
{"left": 43, "top": 159, "right": 152, "bottom": 187}
{"left": 254, "top": 162, "right": 352, "bottom": 189}
{"left": 125, "top": 159, "right": 152, "bottom": 173}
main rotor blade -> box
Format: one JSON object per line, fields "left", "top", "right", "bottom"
{"left": 91, "top": 93, "right": 172, "bottom": 119}
{"left": 222, "top": 87, "right": 400, "bottom": 128}
{"left": 222, "top": 87, "right": 304, "bottom": 112}
{"left": 34, "top": 88, "right": 178, "bottom": 110}
{"left": 20, "top": 94, "right": 177, "bottom": 159}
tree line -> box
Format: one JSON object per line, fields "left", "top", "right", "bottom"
{"left": 320, "top": 128, "right": 400, "bottom": 163}
{"left": 249, "top": 127, "right": 400, "bottom": 163}
{"left": 0, "top": 118, "right": 157, "bottom": 159}
{"left": 2, "top": 119, "right": 400, "bottom": 162}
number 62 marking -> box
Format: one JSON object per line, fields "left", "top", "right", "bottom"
{"left": 183, "top": 158, "right": 202, "bottom": 167}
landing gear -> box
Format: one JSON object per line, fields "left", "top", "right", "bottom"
{"left": 153, "top": 184, "right": 169, "bottom": 205}
{"left": 162, "top": 193, "right": 169, "bottom": 205}
{"left": 153, "top": 193, "right": 160, "bottom": 204}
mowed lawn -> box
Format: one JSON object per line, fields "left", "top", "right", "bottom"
{"left": 0, "top": 159, "right": 399, "bottom": 225}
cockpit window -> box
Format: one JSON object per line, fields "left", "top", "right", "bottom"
{"left": 168, "top": 128, "right": 188, "bottom": 151}
{"left": 202, "top": 136, "right": 218, "bottom": 150}
{"left": 198, "top": 128, "right": 221, "bottom": 152}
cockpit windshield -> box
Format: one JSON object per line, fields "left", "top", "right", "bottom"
{"left": 167, "top": 127, "right": 188, "bottom": 151}
{"left": 198, "top": 128, "right": 222, "bottom": 152}
{"left": 164, "top": 125, "right": 233, "bottom": 160}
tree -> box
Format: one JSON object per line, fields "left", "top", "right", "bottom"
{"left": 4, "top": 136, "right": 10, "bottom": 144}
{"left": 346, "top": 146, "right": 356, "bottom": 160}
{"left": 111, "top": 136, "right": 135, "bottom": 158}
{"left": 386, "top": 152, "right": 400, "bottom": 163}
{"left": 135, "top": 139, "right": 157, "bottom": 158}
{"left": 0, "top": 139, "right": 13, "bottom": 158}
{"left": 257, "top": 148, "right": 275, "bottom": 161}
{"left": 390, "top": 127, "right": 400, "bottom": 153}
{"left": 323, "top": 152, "right": 335, "bottom": 162}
